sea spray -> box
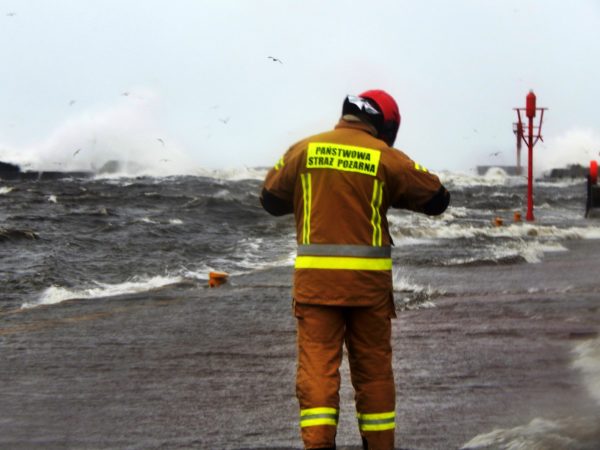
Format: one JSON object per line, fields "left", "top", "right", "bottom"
{"left": 0, "top": 88, "right": 197, "bottom": 176}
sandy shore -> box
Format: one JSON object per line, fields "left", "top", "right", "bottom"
{"left": 1, "top": 240, "right": 599, "bottom": 449}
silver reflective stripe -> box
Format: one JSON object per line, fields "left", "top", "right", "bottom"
{"left": 297, "top": 244, "right": 391, "bottom": 258}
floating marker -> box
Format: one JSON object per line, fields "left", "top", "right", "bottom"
{"left": 514, "top": 211, "right": 522, "bottom": 223}
{"left": 208, "top": 271, "right": 229, "bottom": 288}
{"left": 494, "top": 217, "right": 503, "bottom": 227}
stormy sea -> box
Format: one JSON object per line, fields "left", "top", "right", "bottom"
{"left": 1, "top": 168, "right": 599, "bottom": 450}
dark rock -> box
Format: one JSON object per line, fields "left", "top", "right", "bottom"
{"left": 0, "top": 228, "right": 39, "bottom": 241}
{"left": 0, "top": 161, "right": 21, "bottom": 180}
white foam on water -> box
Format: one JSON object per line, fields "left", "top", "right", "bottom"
{"left": 392, "top": 220, "right": 600, "bottom": 242}
{"left": 441, "top": 241, "right": 565, "bottom": 266}
{"left": 135, "top": 216, "right": 184, "bottom": 226}
{"left": 505, "top": 241, "right": 566, "bottom": 264}
{"left": 439, "top": 170, "right": 526, "bottom": 188}
{"left": 179, "top": 262, "right": 220, "bottom": 282}
{"left": 196, "top": 166, "right": 268, "bottom": 181}
{"left": 0, "top": 186, "right": 13, "bottom": 195}
{"left": 22, "top": 275, "right": 184, "bottom": 309}
{"left": 572, "top": 337, "right": 600, "bottom": 406}
{"left": 179, "top": 236, "right": 295, "bottom": 282}
{"left": 89, "top": 165, "right": 269, "bottom": 180}
{"left": 213, "top": 188, "right": 231, "bottom": 198}
{"left": 537, "top": 179, "right": 586, "bottom": 188}
{"left": 460, "top": 416, "right": 600, "bottom": 450}
{"left": 392, "top": 270, "right": 440, "bottom": 310}
{"left": 461, "top": 337, "right": 600, "bottom": 449}
{"left": 441, "top": 205, "right": 470, "bottom": 219}
{"left": 231, "top": 236, "right": 296, "bottom": 273}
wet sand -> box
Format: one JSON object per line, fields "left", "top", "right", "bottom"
{"left": 1, "top": 240, "right": 599, "bottom": 449}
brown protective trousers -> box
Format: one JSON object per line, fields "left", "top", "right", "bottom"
{"left": 294, "top": 297, "right": 397, "bottom": 450}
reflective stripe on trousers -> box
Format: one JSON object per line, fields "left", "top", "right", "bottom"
{"left": 357, "top": 411, "right": 396, "bottom": 431}
{"left": 300, "top": 407, "right": 339, "bottom": 428}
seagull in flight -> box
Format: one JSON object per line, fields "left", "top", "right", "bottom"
{"left": 219, "top": 117, "right": 230, "bottom": 124}
{"left": 489, "top": 151, "right": 501, "bottom": 157}
{"left": 73, "top": 148, "right": 82, "bottom": 156}
{"left": 69, "top": 100, "right": 76, "bottom": 106}
{"left": 267, "top": 56, "right": 283, "bottom": 64}
{"left": 157, "top": 138, "right": 165, "bottom": 146}
{"left": 6, "top": 12, "right": 16, "bottom": 17}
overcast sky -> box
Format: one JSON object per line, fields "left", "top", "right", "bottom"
{"left": 1, "top": 0, "right": 600, "bottom": 175}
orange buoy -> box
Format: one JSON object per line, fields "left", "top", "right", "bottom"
{"left": 513, "top": 211, "right": 522, "bottom": 222}
{"left": 208, "top": 271, "right": 229, "bottom": 288}
{"left": 493, "top": 216, "right": 503, "bottom": 227}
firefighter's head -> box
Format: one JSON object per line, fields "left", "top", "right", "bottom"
{"left": 342, "top": 90, "right": 400, "bottom": 146}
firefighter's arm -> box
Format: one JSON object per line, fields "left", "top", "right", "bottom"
{"left": 260, "top": 153, "right": 296, "bottom": 216}
{"left": 388, "top": 151, "right": 450, "bottom": 215}
{"left": 260, "top": 188, "right": 293, "bottom": 216}
{"left": 422, "top": 185, "right": 450, "bottom": 216}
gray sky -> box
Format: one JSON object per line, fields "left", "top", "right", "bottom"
{"left": 1, "top": 0, "right": 600, "bottom": 174}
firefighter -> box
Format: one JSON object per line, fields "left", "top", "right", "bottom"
{"left": 260, "top": 90, "right": 450, "bottom": 450}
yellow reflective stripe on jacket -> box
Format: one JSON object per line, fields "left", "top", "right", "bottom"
{"left": 414, "top": 162, "right": 428, "bottom": 173}
{"left": 300, "top": 407, "right": 339, "bottom": 428}
{"left": 357, "top": 411, "right": 396, "bottom": 431}
{"left": 300, "top": 173, "right": 312, "bottom": 244}
{"left": 295, "top": 256, "right": 392, "bottom": 271}
{"left": 370, "top": 179, "right": 384, "bottom": 246}
{"left": 274, "top": 156, "right": 285, "bottom": 170}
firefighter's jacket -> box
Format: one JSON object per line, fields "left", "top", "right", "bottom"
{"left": 261, "top": 118, "right": 449, "bottom": 306}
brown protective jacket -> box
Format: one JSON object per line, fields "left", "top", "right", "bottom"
{"left": 262, "top": 118, "right": 446, "bottom": 306}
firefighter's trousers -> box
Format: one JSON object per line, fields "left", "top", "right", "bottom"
{"left": 294, "top": 298, "right": 396, "bottom": 450}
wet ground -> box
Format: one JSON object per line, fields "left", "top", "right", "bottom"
{"left": 1, "top": 240, "right": 599, "bottom": 450}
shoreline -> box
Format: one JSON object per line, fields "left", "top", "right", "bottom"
{"left": 1, "top": 241, "right": 599, "bottom": 449}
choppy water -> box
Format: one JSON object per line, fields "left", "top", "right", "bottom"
{"left": 1, "top": 168, "right": 597, "bottom": 310}
{"left": 1, "top": 167, "right": 600, "bottom": 449}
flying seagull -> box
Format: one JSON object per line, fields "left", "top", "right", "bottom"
{"left": 219, "top": 117, "right": 230, "bottom": 124}
{"left": 267, "top": 56, "right": 283, "bottom": 64}
{"left": 121, "top": 91, "right": 130, "bottom": 97}
{"left": 489, "top": 151, "right": 501, "bottom": 157}
{"left": 69, "top": 100, "right": 76, "bottom": 106}
{"left": 157, "top": 138, "right": 165, "bottom": 146}
{"left": 73, "top": 148, "right": 82, "bottom": 156}
{"left": 6, "top": 12, "right": 16, "bottom": 17}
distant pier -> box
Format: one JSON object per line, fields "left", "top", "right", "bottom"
{"left": 476, "top": 164, "right": 588, "bottom": 179}
{"left": 0, "top": 161, "right": 94, "bottom": 181}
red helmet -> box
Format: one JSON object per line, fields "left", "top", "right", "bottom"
{"left": 359, "top": 90, "right": 400, "bottom": 125}
{"left": 358, "top": 90, "right": 401, "bottom": 146}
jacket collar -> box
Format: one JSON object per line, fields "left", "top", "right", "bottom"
{"left": 334, "top": 116, "right": 378, "bottom": 137}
